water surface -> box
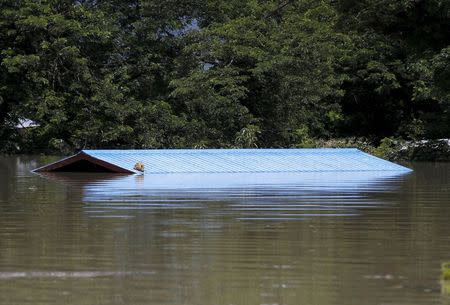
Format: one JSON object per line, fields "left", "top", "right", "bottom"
{"left": 0, "top": 156, "right": 449, "bottom": 305}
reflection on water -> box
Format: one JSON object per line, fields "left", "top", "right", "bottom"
{"left": 0, "top": 156, "right": 450, "bottom": 305}
{"left": 76, "top": 172, "right": 408, "bottom": 221}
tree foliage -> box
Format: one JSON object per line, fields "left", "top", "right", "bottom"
{"left": 1, "top": 0, "right": 449, "bottom": 152}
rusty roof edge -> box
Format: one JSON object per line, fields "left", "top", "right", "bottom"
{"left": 33, "top": 151, "right": 134, "bottom": 174}
{"left": 33, "top": 152, "right": 84, "bottom": 172}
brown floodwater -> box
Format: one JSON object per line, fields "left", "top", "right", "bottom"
{"left": 0, "top": 156, "right": 449, "bottom": 305}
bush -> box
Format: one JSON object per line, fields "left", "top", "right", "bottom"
{"left": 374, "top": 137, "right": 404, "bottom": 160}
{"left": 315, "top": 137, "right": 377, "bottom": 154}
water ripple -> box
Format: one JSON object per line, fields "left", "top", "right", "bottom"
{"left": 0, "top": 271, "right": 155, "bottom": 279}
{"left": 73, "top": 172, "right": 409, "bottom": 221}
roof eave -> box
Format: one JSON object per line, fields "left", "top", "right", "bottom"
{"left": 33, "top": 151, "right": 134, "bottom": 174}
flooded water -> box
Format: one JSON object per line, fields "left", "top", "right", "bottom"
{"left": 0, "top": 156, "right": 449, "bottom": 305}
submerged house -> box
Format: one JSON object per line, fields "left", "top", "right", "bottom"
{"left": 16, "top": 118, "right": 39, "bottom": 129}
{"left": 33, "top": 148, "right": 411, "bottom": 174}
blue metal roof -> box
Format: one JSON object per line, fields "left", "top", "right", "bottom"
{"left": 79, "top": 148, "right": 411, "bottom": 174}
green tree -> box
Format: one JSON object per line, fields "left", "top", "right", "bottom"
{"left": 335, "top": 0, "right": 450, "bottom": 139}
{"left": 1, "top": 0, "right": 449, "bottom": 153}
{"left": 172, "top": 0, "right": 349, "bottom": 147}
{"left": 0, "top": 0, "right": 113, "bottom": 151}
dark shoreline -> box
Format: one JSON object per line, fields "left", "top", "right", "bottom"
{"left": 373, "top": 138, "right": 450, "bottom": 162}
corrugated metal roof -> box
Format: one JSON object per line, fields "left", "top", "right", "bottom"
{"left": 75, "top": 148, "right": 411, "bottom": 174}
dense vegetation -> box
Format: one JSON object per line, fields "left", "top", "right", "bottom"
{"left": 1, "top": 0, "right": 449, "bottom": 153}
